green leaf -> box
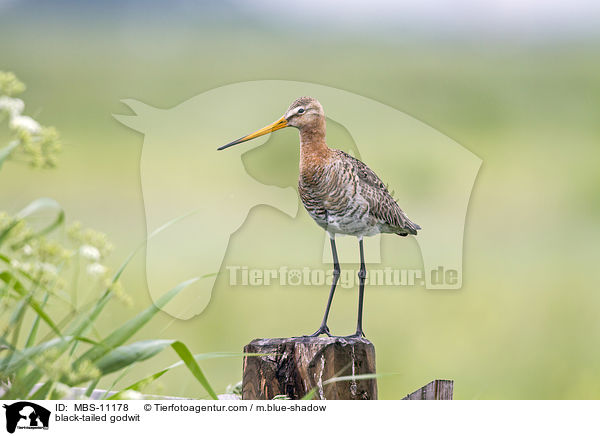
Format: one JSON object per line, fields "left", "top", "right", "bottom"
{"left": 95, "top": 339, "right": 175, "bottom": 375}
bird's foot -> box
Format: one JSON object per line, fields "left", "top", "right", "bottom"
{"left": 306, "top": 325, "right": 332, "bottom": 337}
{"left": 344, "top": 330, "right": 365, "bottom": 339}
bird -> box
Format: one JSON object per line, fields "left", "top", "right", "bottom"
{"left": 218, "top": 96, "right": 420, "bottom": 338}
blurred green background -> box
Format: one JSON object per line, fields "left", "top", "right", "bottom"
{"left": 1, "top": 0, "right": 599, "bottom": 399}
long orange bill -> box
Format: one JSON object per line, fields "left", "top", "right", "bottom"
{"left": 217, "top": 116, "right": 288, "bottom": 150}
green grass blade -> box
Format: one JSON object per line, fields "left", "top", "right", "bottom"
{"left": 101, "top": 364, "right": 136, "bottom": 399}
{"left": 0, "top": 220, "right": 19, "bottom": 247}
{"left": 0, "top": 336, "right": 72, "bottom": 374}
{"left": 84, "top": 379, "right": 99, "bottom": 398}
{"left": 102, "top": 344, "right": 236, "bottom": 400}
{"left": 107, "top": 351, "right": 263, "bottom": 399}
{"left": 301, "top": 387, "right": 318, "bottom": 400}
{"left": 29, "top": 381, "right": 53, "bottom": 400}
{"left": 11, "top": 293, "right": 50, "bottom": 382}
{"left": 0, "top": 370, "right": 40, "bottom": 399}
{"left": 65, "top": 210, "right": 200, "bottom": 348}
{"left": 74, "top": 277, "right": 198, "bottom": 367}
{"left": 0, "top": 271, "right": 63, "bottom": 337}
{"left": 170, "top": 341, "right": 218, "bottom": 400}
{"left": 0, "top": 254, "right": 73, "bottom": 308}
{"left": 323, "top": 373, "right": 386, "bottom": 384}
{"left": 0, "top": 140, "right": 19, "bottom": 169}
{"left": 3, "top": 296, "right": 26, "bottom": 343}
{"left": 65, "top": 290, "right": 111, "bottom": 339}
{"left": 0, "top": 196, "right": 61, "bottom": 247}
{"left": 24, "top": 293, "right": 49, "bottom": 348}
{"left": 113, "top": 209, "right": 200, "bottom": 285}
{"left": 107, "top": 369, "right": 169, "bottom": 399}
{"left": 72, "top": 336, "right": 102, "bottom": 347}
{"left": 9, "top": 198, "right": 65, "bottom": 248}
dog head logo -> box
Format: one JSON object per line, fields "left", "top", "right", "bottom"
{"left": 3, "top": 402, "right": 50, "bottom": 433}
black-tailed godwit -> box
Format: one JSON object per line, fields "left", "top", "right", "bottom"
{"left": 218, "top": 96, "right": 420, "bottom": 337}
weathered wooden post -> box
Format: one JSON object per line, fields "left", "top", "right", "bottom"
{"left": 242, "top": 336, "right": 377, "bottom": 400}
{"left": 403, "top": 380, "right": 454, "bottom": 400}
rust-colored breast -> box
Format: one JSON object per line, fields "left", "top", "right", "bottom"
{"left": 298, "top": 150, "right": 333, "bottom": 230}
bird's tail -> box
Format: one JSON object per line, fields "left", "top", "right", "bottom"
{"left": 397, "top": 216, "right": 421, "bottom": 236}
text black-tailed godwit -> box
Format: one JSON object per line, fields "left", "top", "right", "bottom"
{"left": 218, "top": 96, "right": 420, "bottom": 337}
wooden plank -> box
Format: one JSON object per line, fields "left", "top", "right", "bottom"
{"left": 402, "top": 380, "right": 454, "bottom": 400}
{"left": 242, "top": 336, "right": 377, "bottom": 400}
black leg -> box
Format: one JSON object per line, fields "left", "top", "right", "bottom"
{"left": 349, "top": 238, "right": 366, "bottom": 338}
{"left": 309, "top": 237, "right": 340, "bottom": 337}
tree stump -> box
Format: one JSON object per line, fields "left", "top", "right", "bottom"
{"left": 242, "top": 337, "right": 377, "bottom": 400}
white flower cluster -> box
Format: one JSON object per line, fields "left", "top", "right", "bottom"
{"left": 0, "top": 96, "right": 41, "bottom": 134}
{"left": 79, "top": 244, "right": 108, "bottom": 277}
{"left": 0, "top": 96, "right": 24, "bottom": 117}
{"left": 79, "top": 244, "right": 100, "bottom": 261}
{"left": 10, "top": 115, "right": 41, "bottom": 134}
{"left": 10, "top": 259, "right": 58, "bottom": 276}
{"left": 86, "top": 262, "right": 107, "bottom": 277}
{"left": 0, "top": 71, "right": 61, "bottom": 168}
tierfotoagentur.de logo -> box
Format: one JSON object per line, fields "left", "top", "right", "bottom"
{"left": 2, "top": 402, "right": 50, "bottom": 434}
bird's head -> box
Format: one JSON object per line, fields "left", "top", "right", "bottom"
{"left": 283, "top": 96, "right": 324, "bottom": 129}
{"left": 218, "top": 96, "right": 324, "bottom": 150}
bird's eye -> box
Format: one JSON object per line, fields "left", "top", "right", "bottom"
{"left": 297, "top": 108, "right": 305, "bottom": 114}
